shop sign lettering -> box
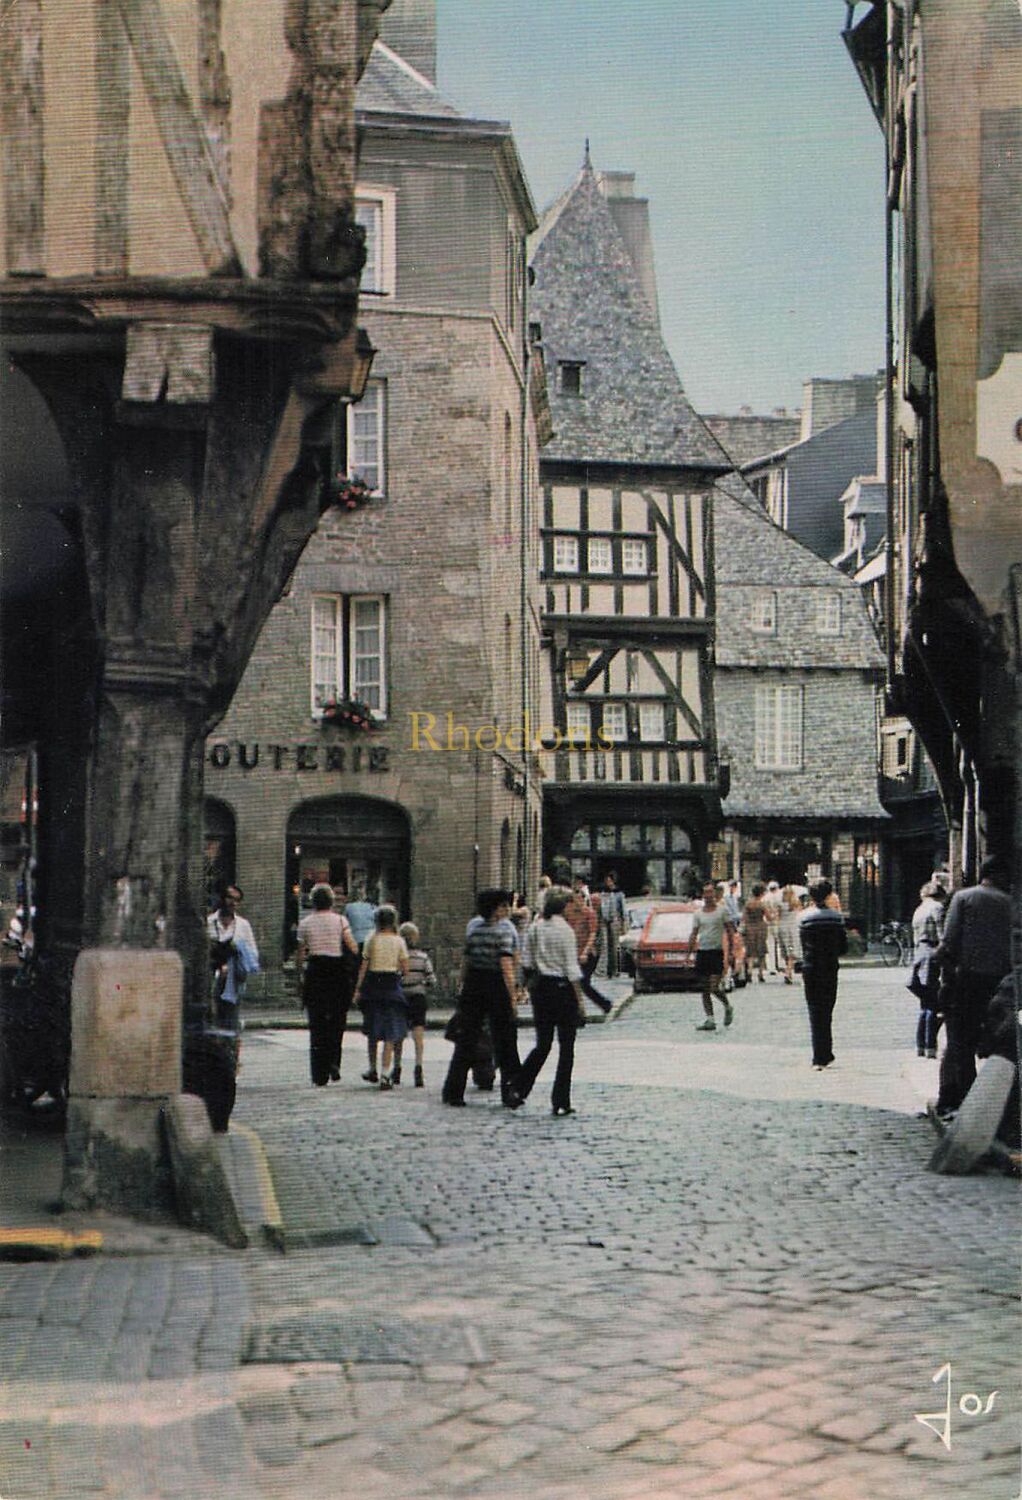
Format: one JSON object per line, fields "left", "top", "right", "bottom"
{"left": 207, "top": 742, "right": 390, "bottom": 774}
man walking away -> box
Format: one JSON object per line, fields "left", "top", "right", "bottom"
{"left": 799, "top": 879, "right": 848, "bottom": 1070}
{"left": 344, "top": 886, "right": 378, "bottom": 951}
{"left": 933, "top": 858, "right": 1012, "bottom": 1119}
{"left": 598, "top": 872, "right": 626, "bottom": 979}
{"left": 566, "top": 880, "right": 612, "bottom": 1014}
{"left": 443, "top": 889, "right": 522, "bottom": 1109}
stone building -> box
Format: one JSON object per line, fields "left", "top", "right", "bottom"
{"left": 206, "top": 3, "right": 546, "bottom": 995}
{"left": 530, "top": 159, "right": 729, "bottom": 891}
{"left": 844, "top": 0, "right": 1021, "bottom": 912}
{"left": 713, "top": 485, "right": 889, "bottom": 928}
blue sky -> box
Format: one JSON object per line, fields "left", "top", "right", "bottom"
{"left": 436, "top": 0, "right": 885, "bottom": 416}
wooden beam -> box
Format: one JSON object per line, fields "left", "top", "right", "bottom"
{"left": 96, "top": 0, "right": 130, "bottom": 276}
{"left": 116, "top": 0, "right": 241, "bottom": 276}
{"left": 0, "top": 0, "right": 44, "bottom": 274}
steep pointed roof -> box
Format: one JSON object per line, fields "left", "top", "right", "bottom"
{"left": 356, "top": 40, "right": 461, "bottom": 118}
{"left": 530, "top": 161, "right": 727, "bottom": 470}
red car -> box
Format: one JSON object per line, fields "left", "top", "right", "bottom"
{"left": 633, "top": 902, "right": 747, "bottom": 994}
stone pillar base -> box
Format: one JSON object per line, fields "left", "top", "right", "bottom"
{"left": 62, "top": 948, "right": 184, "bottom": 1219}
{"left": 62, "top": 1097, "right": 176, "bottom": 1217}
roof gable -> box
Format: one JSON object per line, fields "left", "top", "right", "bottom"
{"left": 530, "top": 161, "right": 726, "bottom": 470}
{"left": 356, "top": 40, "right": 462, "bottom": 118}
{"left": 714, "top": 486, "right": 885, "bottom": 671}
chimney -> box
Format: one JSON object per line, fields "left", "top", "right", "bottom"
{"left": 595, "top": 170, "right": 660, "bottom": 326}
{"left": 378, "top": 0, "right": 437, "bottom": 83}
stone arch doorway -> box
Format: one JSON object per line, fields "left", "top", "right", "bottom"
{"left": 203, "top": 798, "right": 237, "bottom": 909}
{"left": 284, "top": 796, "right": 410, "bottom": 954}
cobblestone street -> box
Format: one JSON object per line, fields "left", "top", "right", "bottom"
{"left": 1, "top": 967, "right": 1018, "bottom": 1498}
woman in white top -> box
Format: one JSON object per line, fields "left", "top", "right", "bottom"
{"left": 517, "top": 887, "right": 586, "bottom": 1116}
{"left": 296, "top": 884, "right": 358, "bottom": 1087}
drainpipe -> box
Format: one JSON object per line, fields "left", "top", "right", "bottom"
{"left": 883, "top": 0, "right": 898, "bottom": 701}
{"left": 519, "top": 298, "right": 532, "bottom": 889}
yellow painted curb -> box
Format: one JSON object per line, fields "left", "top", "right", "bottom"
{"left": 0, "top": 1227, "right": 103, "bottom": 1259}
{"left": 229, "top": 1123, "right": 284, "bottom": 1247}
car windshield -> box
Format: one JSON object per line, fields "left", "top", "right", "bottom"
{"left": 627, "top": 903, "right": 655, "bottom": 929}
{"left": 646, "top": 912, "right": 694, "bottom": 942}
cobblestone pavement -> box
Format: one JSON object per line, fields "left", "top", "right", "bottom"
{"left": 0, "top": 967, "right": 1018, "bottom": 1498}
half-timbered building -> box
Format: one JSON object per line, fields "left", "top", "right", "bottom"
{"left": 530, "top": 159, "right": 731, "bottom": 894}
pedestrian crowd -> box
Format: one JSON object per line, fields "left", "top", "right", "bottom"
{"left": 202, "top": 857, "right": 1016, "bottom": 1142}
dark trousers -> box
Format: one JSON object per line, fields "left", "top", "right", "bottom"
{"left": 443, "top": 971, "right": 520, "bottom": 1104}
{"left": 936, "top": 970, "right": 1003, "bottom": 1113}
{"left": 916, "top": 1007, "right": 941, "bottom": 1053}
{"left": 518, "top": 978, "right": 578, "bottom": 1111}
{"left": 304, "top": 956, "right": 350, "bottom": 1086}
{"left": 580, "top": 952, "right": 611, "bottom": 1011}
{"left": 803, "top": 966, "right": 838, "bottom": 1066}
{"left": 601, "top": 921, "right": 619, "bottom": 978}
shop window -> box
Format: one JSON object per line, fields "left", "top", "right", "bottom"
{"left": 311, "top": 594, "right": 387, "bottom": 716}
{"left": 755, "top": 684, "right": 803, "bottom": 769}
{"left": 587, "top": 537, "right": 613, "bottom": 574}
{"left": 750, "top": 590, "right": 777, "bottom": 633}
{"left": 621, "top": 539, "right": 648, "bottom": 575}
{"left": 347, "top": 380, "right": 386, "bottom": 494}
{"left": 552, "top": 535, "right": 579, "bottom": 572}
{"left": 355, "top": 185, "right": 396, "bottom": 295}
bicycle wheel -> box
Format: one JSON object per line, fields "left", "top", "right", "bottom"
{"left": 880, "top": 933, "right": 901, "bottom": 967}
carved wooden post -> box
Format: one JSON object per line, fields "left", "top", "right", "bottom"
{"left": 0, "top": 0, "right": 392, "bottom": 1218}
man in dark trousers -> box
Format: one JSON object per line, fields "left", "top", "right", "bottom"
{"left": 799, "top": 879, "right": 848, "bottom": 1070}
{"left": 933, "top": 857, "right": 1012, "bottom": 1119}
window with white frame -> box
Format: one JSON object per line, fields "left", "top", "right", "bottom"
{"left": 552, "top": 535, "right": 579, "bottom": 572}
{"left": 355, "top": 186, "right": 396, "bottom": 295}
{"left": 566, "top": 701, "right": 590, "bottom": 744}
{"left": 882, "top": 730, "right": 911, "bottom": 778}
{"left": 749, "top": 590, "right": 777, "bottom": 633}
{"left": 639, "top": 702, "right": 665, "bottom": 742}
{"left": 602, "top": 703, "right": 628, "bottom": 743}
{"left": 311, "top": 594, "right": 387, "bottom": 715}
{"left": 754, "top": 684, "right": 803, "bottom": 769}
{"left": 621, "top": 538, "right": 648, "bottom": 575}
{"left": 587, "top": 537, "right": 613, "bottom": 574}
{"left": 347, "top": 381, "right": 385, "bottom": 493}
{"left": 816, "top": 593, "right": 841, "bottom": 635}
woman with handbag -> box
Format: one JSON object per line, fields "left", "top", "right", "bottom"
{"left": 516, "top": 887, "right": 587, "bottom": 1117}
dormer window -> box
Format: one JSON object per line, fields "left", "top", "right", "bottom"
{"left": 750, "top": 590, "right": 777, "bottom": 634}
{"left": 558, "top": 361, "right": 585, "bottom": 396}
{"left": 816, "top": 594, "right": 841, "bottom": 635}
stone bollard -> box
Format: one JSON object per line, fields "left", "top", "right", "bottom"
{"left": 928, "top": 1055, "right": 1017, "bottom": 1175}
{"left": 62, "top": 949, "right": 183, "bottom": 1217}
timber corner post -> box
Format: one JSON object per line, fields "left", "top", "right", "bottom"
{"left": 0, "top": 0, "right": 390, "bottom": 1219}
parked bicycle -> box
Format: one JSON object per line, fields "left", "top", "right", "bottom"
{"left": 878, "top": 920, "right": 912, "bottom": 967}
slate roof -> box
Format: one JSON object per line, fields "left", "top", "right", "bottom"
{"left": 530, "top": 160, "right": 729, "bottom": 470}
{"left": 713, "top": 483, "right": 885, "bottom": 673}
{"left": 356, "top": 40, "right": 462, "bottom": 118}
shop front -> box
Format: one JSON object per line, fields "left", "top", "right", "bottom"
{"left": 283, "top": 796, "right": 410, "bottom": 955}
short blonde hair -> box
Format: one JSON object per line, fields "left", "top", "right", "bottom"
{"left": 375, "top": 904, "right": 398, "bottom": 931}
{"left": 399, "top": 921, "right": 419, "bottom": 945}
